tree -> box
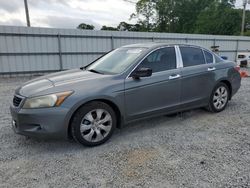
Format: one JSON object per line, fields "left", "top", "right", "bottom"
{"left": 101, "top": 26, "right": 118, "bottom": 31}
{"left": 172, "top": 0, "right": 213, "bottom": 33}
{"left": 117, "top": 22, "right": 133, "bottom": 31}
{"left": 77, "top": 23, "right": 95, "bottom": 30}
{"left": 195, "top": 2, "right": 241, "bottom": 35}
{"left": 133, "top": 0, "right": 156, "bottom": 31}
{"left": 131, "top": 0, "right": 239, "bottom": 34}
{"left": 132, "top": 0, "right": 214, "bottom": 33}
{"left": 117, "top": 22, "right": 145, "bottom": 32}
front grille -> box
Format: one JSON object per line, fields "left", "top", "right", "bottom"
{"left": 13, "top": 95, "right": 22, "bottom": 107}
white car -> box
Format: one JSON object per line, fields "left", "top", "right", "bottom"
{"left": 236, "top": 52, "right": 250, "bottom": 68}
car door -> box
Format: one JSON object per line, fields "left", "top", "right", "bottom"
{"left": 124, "top": 46, "right": 181, "bottom": 121}
{"left": 178, "top": 46, "right": 216, "bottom": 108}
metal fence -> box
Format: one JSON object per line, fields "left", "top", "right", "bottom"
{"left": 0, "top": 25, "right": 250, "bottom": 75}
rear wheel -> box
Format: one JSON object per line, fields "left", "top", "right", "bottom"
{"left": 71, "top": 101, "right": 116, "bottom": 146}
{"left": 207, "top": 83, "right": 229, "bottom": 113}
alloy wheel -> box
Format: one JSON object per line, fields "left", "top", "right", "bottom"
{"left": 80, "top": 109, "right": 112, "bottom": 143}
{"left": 213, "top": 86, "right": 228, "bottom": 110}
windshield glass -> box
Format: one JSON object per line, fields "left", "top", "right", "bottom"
{"left": 86, "top": 47, "right": 146, "bottom": 74}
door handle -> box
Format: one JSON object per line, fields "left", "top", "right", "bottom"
{"left": 208, "top": 67, "right": 216, "bottom": 71}
{"left": 169, "top": 74, "right": 181, "bottom": 80}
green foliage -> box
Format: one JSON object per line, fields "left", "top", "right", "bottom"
{"left": 77, "top": 23, "right": 95, "bottom": 30}
{"left": 134, "top": 0, "right": 156, "bottom": 31}
{"left": 173, "top": 0, "right": 214, "bottom": 33}
{"left": 101, "top": 26, "right": 118, "bottom": 31}
{"left": 195, "top": 4, "right": 241, "bottom": 35}
{"left": 244, "top": 10, "right": 250, "bottom": 30}
{"left": 117, "top": 22, "right": 145, "bottom": 31}
{"left": 154, "top": 0, "right": 175, "bottom": 32}
{"left": 131, "top": 0, "right": 243, "bottom": 35}
{"left": 244, "top": 30, "right": 250, "bottom": 36}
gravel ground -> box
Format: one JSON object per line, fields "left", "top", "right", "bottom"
{"left": 0, "top": 75, "right": 250, "bottom": 188}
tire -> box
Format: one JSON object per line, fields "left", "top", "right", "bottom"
{"left": 71, "top": 101, "right": 116, "bottom": 147}
{"left": 207, "top": 82, "right": 230, "bottom": 113}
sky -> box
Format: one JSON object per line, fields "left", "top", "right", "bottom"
{"left": 0, "top": 0, "right": 137, "bottom": 29}
{"left": 0, "top": 0, "right": 248, "bottom": 29}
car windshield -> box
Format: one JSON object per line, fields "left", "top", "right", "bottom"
{"left": 86, "top": 47, "right": 146, "bottom": 74}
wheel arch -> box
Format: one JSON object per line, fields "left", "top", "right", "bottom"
{"left": 67, "top": 99, "right": 123, "bottom": 139}
{"left": 218, "top": 79, "right": 232, "bottom": 100}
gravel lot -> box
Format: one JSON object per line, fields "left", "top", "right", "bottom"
{"left": 0, "top": 75, "right": 250, "bottom": 188}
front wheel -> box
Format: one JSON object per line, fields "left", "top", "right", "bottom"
{"left": 207, "top": 83, "right": 230, "bottom": 113}
{"left": 71, "top": 102, "right": 116, "bottom": 147}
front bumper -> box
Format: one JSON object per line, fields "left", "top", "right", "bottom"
{"left": 10, "top": 105, "right": 70, "bottom": 139}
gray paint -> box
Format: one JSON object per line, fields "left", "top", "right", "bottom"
{"left": 1, "top": 25, "right": 250, "bottom": 74}
{"left": 10, "top": 43, "right": 241, "bottom": 139}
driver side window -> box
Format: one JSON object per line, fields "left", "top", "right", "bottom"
{"left": 138, "top": 47, "right": 176, "bottom": 73}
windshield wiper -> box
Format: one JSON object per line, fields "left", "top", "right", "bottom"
{"left": 88, "top": 69, "right": 104, "bottom": 74}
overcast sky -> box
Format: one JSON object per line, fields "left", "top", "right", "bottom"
{"left": 0, "top": 0, "right": 248, "bottom": 29}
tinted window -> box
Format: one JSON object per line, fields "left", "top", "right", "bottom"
{"left": 139, "top": 47, "right": 176, "bottom": 73}
{"left": 180, "top": 47, "right": 206, "bottom": 67}
{"left": 204, "top": 51, "right": 213, "bottom": 64}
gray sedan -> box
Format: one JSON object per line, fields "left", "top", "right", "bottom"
{"left": 10, "top": 43, "right": 241, "bottom": 146}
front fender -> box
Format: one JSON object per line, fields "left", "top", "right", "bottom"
{"left": 63, "top": 94, "right": 125, "bottom": 132}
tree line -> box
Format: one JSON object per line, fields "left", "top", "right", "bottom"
{"left": 77, "top": 0, "right": 250, "bottom": 36}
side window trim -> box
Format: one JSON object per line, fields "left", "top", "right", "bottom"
{"left": 202, "top": 50, "right": 207, "bottom": 64}
{"left": 175, "top": 45, "right": 183, "bottom": 68}
{"left": 127, "top": 46, "right": 179, "bottom": 78}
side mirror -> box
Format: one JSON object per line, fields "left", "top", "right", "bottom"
{"left": 131, "top": 67, "right": 152, "bottom": 79}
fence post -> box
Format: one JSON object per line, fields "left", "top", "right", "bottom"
{"left": 185, "top": 38, "right": 188, "bottom": 43}
{"left": 235, "top": 40, "right": 239, "bottom": 62}
{"left": 111, "top": 35, "right": 114, "bottom": 50}
{"left": 213, "top": 38, "right": 216, "bottom": 47}
{"left": 152, "top": 37, "right": 154, "bottom": 42}
{"left": 57, "top": 34, "right": 63, "bottom": 71}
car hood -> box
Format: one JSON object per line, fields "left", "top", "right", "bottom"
{"left": 16, "top": 69, "right": 107, "bottom": 97}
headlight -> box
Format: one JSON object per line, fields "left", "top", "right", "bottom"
{"left": 23, "top": 91, "right": 73, "bottom": 109}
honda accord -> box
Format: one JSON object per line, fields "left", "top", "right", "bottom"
{"left": 10, "top": 43, "right": 241, "bottom": 146}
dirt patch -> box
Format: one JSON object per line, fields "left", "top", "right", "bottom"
{"left": 121, "top": 148, "right": 158, "bottom": 179}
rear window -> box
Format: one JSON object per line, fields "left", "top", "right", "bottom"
{"left": 180, "top": 47, "right": 206, "bottom": 67}
{"left": 204, "top": 50, "right": 214, "bottom": 64}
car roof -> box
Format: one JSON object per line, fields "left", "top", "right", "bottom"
{"left": 122, "top": 42, "right": 204, "bottom": 50}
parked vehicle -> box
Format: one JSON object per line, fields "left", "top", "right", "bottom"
{"left": 236, "top": 52, "right": 250, "bottom": 68}
{"left": 10, "top": 43, "right": 241, "bottom": 146}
